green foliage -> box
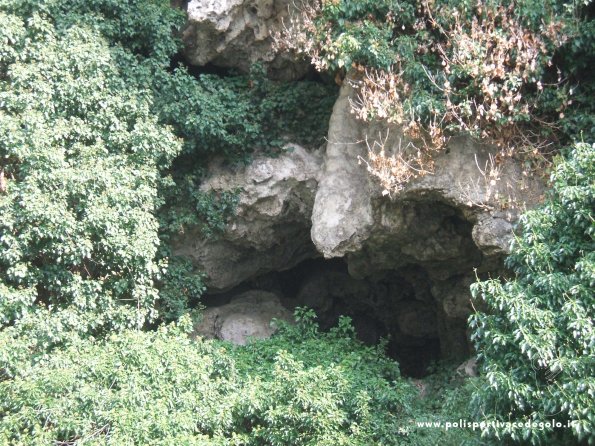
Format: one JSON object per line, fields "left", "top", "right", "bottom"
{"left": 0, "top": 0, "right": 184, "bottom": 65}
{"left": 156, "top": 257, "right": 205, "bottom": 323}
{"left": 0, "top": 11, "right": 181, "bottom": 339}
{"left": 415, "top": 361, "right": 486, "bottom": 446}
{"left": 470, "top": 142, "right": 595, "bottom": 445}
{"left": 315, "top": 0, "right": 415, "bottom": 70}
{"left": 291, "top": 0, "right": 594, "bottom": 152}
{"left": 0, "top": 0, "right": 337, "bottom": 332}
{"left": 157, "top": 64, "right": 336, "bottom": 159}
{"left": 229, "top": 311, "right": 416, "bottom": 445}
{"left": 160, "top": 183, "right": 241, "bottom": 239}
{"left": 0, "top": 311, "right": 417, "bottom": 445}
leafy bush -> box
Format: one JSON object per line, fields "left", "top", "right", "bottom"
{"left": 0, "top": 11, "right": 181, "bottom": 340}
{"left": 1, "top": 0, "right": 185, "bottom": 65}
{"left": 0, "top": 311, "right": 421, "bottom": 445}
{"left": 0, "top": 0, "right": 338, "bottom": 334}
{"left": 470, "top": 142, "right": 595, "bottom": 444}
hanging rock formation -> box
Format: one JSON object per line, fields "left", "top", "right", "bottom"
{"left": 173, "top": 144, "right": 322, "bottom": 291}
{"left": 181, "top": 0, "right": 310, "bottom": 80}
{"left": 175, "top": 73, "right": 544, "bottom": 364}
{"left": 311, "top": 78, "right": 543, "bottom": 272}
{"left": 307, "top": 76, "right": 543, "bottom": 359}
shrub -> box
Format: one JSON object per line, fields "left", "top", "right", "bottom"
{"left": 276, "top": 0, "right": 594, "bottom": 193}
{"left": 0, "top": 0, "right": 337, "bottom": 335}
{"left": 0, "top": 11, "right": 181, "bottom": 341}
{"left": 470, "top": 142, "right": 595, "bottom": 444}
{"left": 0, "top": 311, "right": 418, "bottom": 445}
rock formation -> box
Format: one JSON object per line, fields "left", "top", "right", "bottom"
{"left": 173, "top": 144, "right": 322, "bottom": 291}
{"left": 176, "top": 72, "right": 544, "bottom": 369}
{"left": 307, "top": 76, "right": 543, "bottom": 359}
{"left": 181, "top": 0, "right": 310, "bottom": 80}
{"left": 193, "top": 290, "right": 293, "bottom": 344}
{"left": 311, "top": 78, "right": 543, "bottom": 269}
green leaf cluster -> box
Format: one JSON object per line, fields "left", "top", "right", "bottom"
{"left": 0, "top": 10, "right": 181, "bottom": 341}
{"left": 0, "top": 0, "right": 338, "bottom": 333}
{"left": 470, "top": 142, "right": 595, "bottom": 445}
{"left": 301, "top": 0, "right": 594, "bottom": 146}
{"left": 0, "top": 310, "right": 472, "bottom": 445}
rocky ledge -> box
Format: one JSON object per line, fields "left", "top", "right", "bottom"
{"left": 173, "top": 74, "right": 544, "bottom": 369}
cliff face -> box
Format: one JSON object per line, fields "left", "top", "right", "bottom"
{"left": 180, "top": 0, "right": 310, "bottom": 80}
{"left": 173, "top": 79, "right": 543, "bottom": 364}
{"left": 173, "top": 144, "right": 322, "bottom": 290}
{"left": 172, "top": 1, "right": 545, "bottom": 367}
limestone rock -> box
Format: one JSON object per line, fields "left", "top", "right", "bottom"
{"left": 309, "top": 74, "right": 544, "bottom": 360}
{"left": 432, "top": 276, "right": 476, "bottom": 320}
{"left": 182, "top": 0, "right": 310, "bottom": 80}
{"left": 311, "top": 74, "right": 544, "bottom": 279}
{"left": 193, "top": 290, "right": 292, "bottom": 344}
{"left": 177, "top": 71, "right": 546, "bottom": 367}
{"left": 471, "top": 214, "right": 514, "bottom": 257}
{"left": 173, "top": 144, "right": 322, "bottom": 290}
{"left": 310, "top": 81, "right": 375, "bottom": 258}
{"left": 295, "top": 271, "right": 332, "bottom": 314}
{"left": 295, "top": 268, "right": 371, "bottom": 315}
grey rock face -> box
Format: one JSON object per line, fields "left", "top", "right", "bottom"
{"left": 310, "top": 81, "right": 375, "bottom": 258}
{"left": 308, "top": 76, "right": 544, "bottom": 359}
{"left": 471, "top": 214, "right": 514, "bottom": 257}
{"left": 173, "top": 144, "right": 322, "bottom": 291}
{"left": 176, "top": 72, "right": 544, "bottom": 365}
{"left": 456, "top": 357, "right": 479, "bottom": 377}
{"left": 193, "top": 290, "right": 292, "bottom": 344}
{"left": 181, "top": 0, "right": 310, "bottom": 80}
{"left": 311, "top": 78, "right": 544, "bottom": 270}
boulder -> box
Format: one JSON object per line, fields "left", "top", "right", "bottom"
{"left": 173, "top": 144, "right": 322, "bottom": 290}
{"left": 181, "top": 0, "right": 310, "bottom": 80}
{"left": 456, "top": 357, "right": 479, "bottom": 378}
{"left": 471, "top": 214, "right": 514, "bottom": 257}
{"left": 193, "top": 290, "right": 293, "bottom": 344}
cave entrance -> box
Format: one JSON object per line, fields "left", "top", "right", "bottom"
{"left": 202, "top": 256, "right": 471, "bottom": 378}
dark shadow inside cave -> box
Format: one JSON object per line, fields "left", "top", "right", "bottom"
{"left": 202, "top": 256, "right": 470, "bottom": 378}
{"left": 194, "top": 199, "right": 493, "bottom": 377}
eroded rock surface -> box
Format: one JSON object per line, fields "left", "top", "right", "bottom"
{"left": 308, "top": 76, "right": 544, "bottom": 359}
{"left": 182, "top": 0, "right": 309, "bottom": 80}
{"left": 193, "top": 290, "right": 292, "bottom": 344}
{"left": 311, "top": 77, "right": 544, "bottom": 269}
{"left": 310, "top": 80, "right": 375, "bottom": 259}
{"left": 177, "top": 70, "right": 545, "bottom": 368}
{"left": 173, "top": 144, "right": 322, "bottom": 290}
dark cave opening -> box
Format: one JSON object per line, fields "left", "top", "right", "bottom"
{"left": 169, "top": 53, "right": 237, "bottom": 77}
{"left": 202, "top": 256, "right": 466, "bottom": 378}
